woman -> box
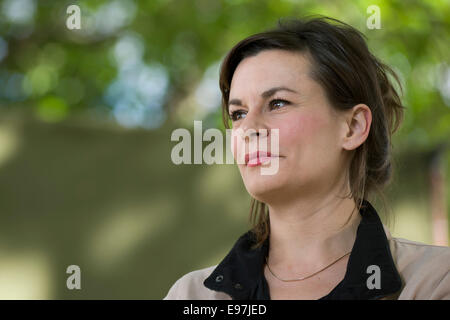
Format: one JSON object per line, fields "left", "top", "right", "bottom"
{"left": 164, "top": 16, "right": 450, "bottom": 300}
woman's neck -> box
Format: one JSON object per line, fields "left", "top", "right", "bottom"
{"left": 266, "top": 195, "right": 361, "bottom": 276}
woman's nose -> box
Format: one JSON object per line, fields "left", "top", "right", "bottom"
{"left": 239, "top": 112, "right": 269, "bottom": 140}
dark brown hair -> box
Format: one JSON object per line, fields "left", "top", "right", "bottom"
{"left": 219, "top": 16, "right": 405, "bottom": 249}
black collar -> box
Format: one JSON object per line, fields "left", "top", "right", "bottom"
{"left": 203, "top": 200, "right": 403, "bottom": 300}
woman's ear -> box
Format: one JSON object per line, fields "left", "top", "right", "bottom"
{"left": 341, "top": 104, "right": 372, "bottom": 151}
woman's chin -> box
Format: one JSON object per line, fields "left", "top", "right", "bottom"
{"left": 244, "top": 181, "right": 284, "bottom": 202}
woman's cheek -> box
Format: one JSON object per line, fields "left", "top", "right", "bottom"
{"left": 301, "top": 112, "right": 329, "bottom": 137}
{"left": 279, "top": 113, "right": 316, "bottom": 145}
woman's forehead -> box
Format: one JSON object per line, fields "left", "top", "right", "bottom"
{"left": 229, "top": 51, "right": 312, "bottom": 96}
{"left": 229, "top": 75, "right": 314, "bottom": 103}
{"left": 236, "top": 50, "right": 310, "bottom": 76}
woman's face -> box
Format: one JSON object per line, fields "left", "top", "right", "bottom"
{"left": 228, "top": 49, "right": 351, "bottom": 204}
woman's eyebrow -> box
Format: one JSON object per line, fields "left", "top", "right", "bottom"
{"left": 261, "top": 86, "right": 299, "bottom": 98}
{"left": 228, "top": 86, "right": 299, "bottom": 108}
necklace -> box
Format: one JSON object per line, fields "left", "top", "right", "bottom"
{"left": 265, "top": 250, "right": 351, "bottom": 282}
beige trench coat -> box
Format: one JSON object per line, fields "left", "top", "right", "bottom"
{"left": 163, "top": 225, "right": 450, "bottom": 300}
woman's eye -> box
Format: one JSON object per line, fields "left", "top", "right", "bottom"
{"left": 270, "top": 99, "right": 289, "bottom": 109}
{"left": 229, "top": 99, "right": 288, "bottom": 121}
{"left": 229, "top": 110, "right": 246, "bottom": 121}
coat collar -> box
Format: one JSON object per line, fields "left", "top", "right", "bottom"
{"left": 203, "top": 199, "right": 403, "bottom": 300}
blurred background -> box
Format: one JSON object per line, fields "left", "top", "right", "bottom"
{"left": 0, "top": 0, "right": 449, "bottom": 299}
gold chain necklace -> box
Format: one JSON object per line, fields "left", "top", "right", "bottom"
{"left": 265, "top": 251, "right": 351, "bottom": 282}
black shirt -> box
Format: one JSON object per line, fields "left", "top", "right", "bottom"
{"left": 203, "top": 199, "right": 403, "bottom": 299}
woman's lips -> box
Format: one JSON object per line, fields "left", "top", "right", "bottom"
{"left": 245, "top": 151, "right": 279, "bottom": 167}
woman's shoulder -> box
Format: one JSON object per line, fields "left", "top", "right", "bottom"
{"left": 163, "top": 265, "right": 232, "bottom": 300}
{"left": 388, "top": 236, "right": 450, "bottom": 299}
{"left": 390, "top": 236, "right": 450, "bottom": 264}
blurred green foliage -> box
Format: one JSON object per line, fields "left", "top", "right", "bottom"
{"left": 0, "top": 0, "right": 449, "bottom": 147}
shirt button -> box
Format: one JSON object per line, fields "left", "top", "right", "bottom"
{"left": 215, "top": 275, "right": 224, "bottom": 283}
{"left": 234, "top": 283, "right": 243, "bottom": 290}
